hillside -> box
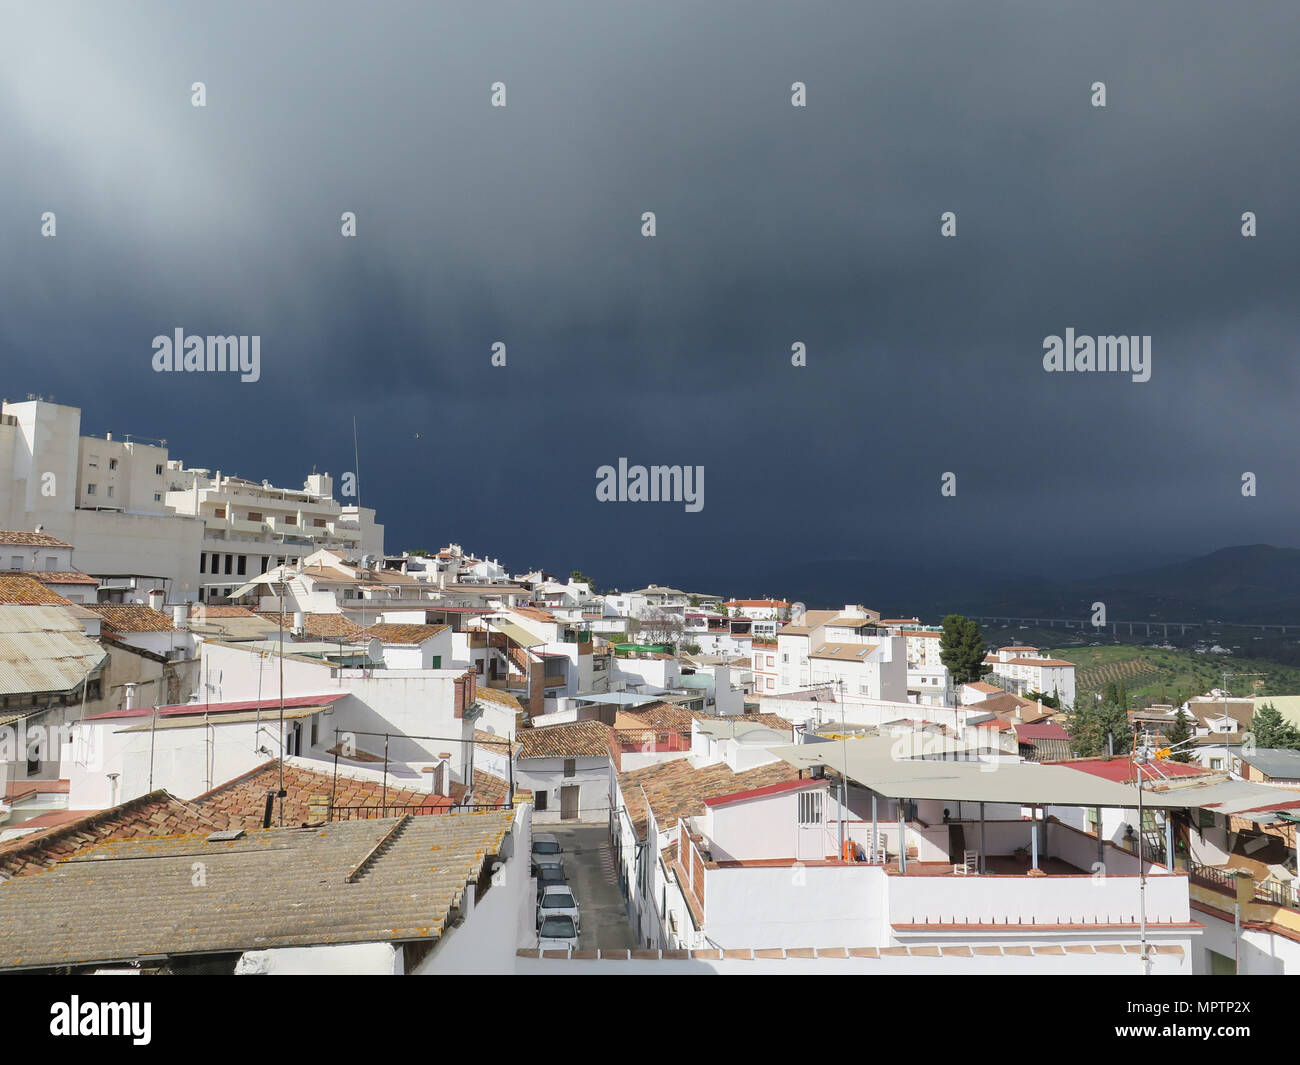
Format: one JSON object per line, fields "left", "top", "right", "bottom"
{"left": 1044, "top": 644, "right": 1300, "bottom": 709}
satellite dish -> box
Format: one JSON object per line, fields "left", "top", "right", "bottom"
{"left": 790, "top": 602, "right": 806, "bottom": 624}
{"left": 367, "top": 638, "right": 383, "bottom": 662}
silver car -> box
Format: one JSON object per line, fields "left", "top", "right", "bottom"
{"left": 537, "top": 914, "right": 578, "bottom": 951}
{"left": 537, "top": 884, "right": 580, "bottom": 932}
{"left": 531, "top": 832, "right": 563, "bottom": 861}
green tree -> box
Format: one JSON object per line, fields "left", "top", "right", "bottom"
{"left": 939, "top": 615, "right": 991, "bottom": 685}
{"left": 1163, "top": 709, "right": 1194, "bottom": 762}
{"left": 1248, "top": 703, "right": 1300, "bottom": 750}
{"left": 570, "top": 570, "right": 597, "bottom": 593}
{"left": 1066, "top": 696, "right": 1105, "bottom": 757}
{"left": 1024, "top": 690, "right": 1061, "bottom": 710}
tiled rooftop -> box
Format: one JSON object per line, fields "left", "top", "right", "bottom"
{"left": 515, "top": 719, "right": 613, "bottom": 759}
{"left": 356, "top": 623, "right": 448, "bottom": 644}
{"left": 0, "top": 812, "right": 516, "bottom": 969}
{"left": 0, "top": 531, "right": 73, "bottom": 547}
{"left": 618, "top": 758, "right": 802, "bottom": 837}
{"left": 0, "top": 575, "right": 73, "bottom": 606}
{"left": 87, "top": 603, "right": 175, "bottom": 632}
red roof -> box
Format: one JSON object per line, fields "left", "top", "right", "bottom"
{"left": 704, "top": 778, "right": 825, "bottom": 808}
{"left": 1052, "top": 757, "right": 1208, "bottom": 783}
{"left": 83, "top": 692, "right": 348, "bottom": 721}
{"left": 1014, "top": 723, "right": 1069, "bottom": 741}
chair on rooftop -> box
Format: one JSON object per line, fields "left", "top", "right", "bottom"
{"left": 953, "top": 848, "right": 978, "bottom": 875}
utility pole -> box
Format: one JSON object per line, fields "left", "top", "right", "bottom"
{"left": 1134, "top": 725, "right": 1150, "bottom": 974}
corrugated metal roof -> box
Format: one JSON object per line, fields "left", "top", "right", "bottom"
{"left": 770, "top": 736, "right": 1291, "bottom": 810}
{"left": 490, "top": 622, "right": 544, "bottom": 648}
{"left": 0, "top": 605, "right": 106, "bottom": 696}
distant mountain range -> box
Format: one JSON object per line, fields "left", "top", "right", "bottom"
{"left": 701, "top": 545, "right": 1300, "bottom": 627}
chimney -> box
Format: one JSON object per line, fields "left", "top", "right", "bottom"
{"left": 172, "top": 604, "right": 188, "bottom": 630}
{"left": 123, "top": 682, "right": 137, "bottom": 711}
{"left": 293, "top": 610, "right": 306, "bottom": 635}
{"left": 148, "top": 589, "right": 165, "bottom": 612}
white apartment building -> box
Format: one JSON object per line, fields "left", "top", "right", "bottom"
{"left": 900, "top": 628, "right": 944, "bottom": 667}
{"left": 722, "top": 599, "right": 790, "bottom": 620}
{"left": 807, "top": 638, "right": 908, "bottom": 704}
{"left": 0, "top": 399, "right": 203, "bottom": 600}
{"left": 0, "top": 399, "right": 383, "bottom": 605}
{"left": 907, "top": 664, "right": 953, "bottom": 707}
{"left": 985, "top": 646, "right": 1077, "bottom": 708}
{"left": 774, "top": 606, "right": 880, "bottom": 695}
{"left": 166, "top": 468, "right": 383, "bottom": 603}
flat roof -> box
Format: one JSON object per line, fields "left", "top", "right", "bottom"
{"left": 767, "top": 737, "right": 1287, "bottom": 810}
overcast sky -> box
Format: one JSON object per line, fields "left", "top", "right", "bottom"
{"left": 2, "top": 1, "right": 1297, "bottom": 597}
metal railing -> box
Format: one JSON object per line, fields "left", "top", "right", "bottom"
{"left": 1187, "top": 860, "right": 1299, "bottom": 909}
{"left": 330, "top": 801, "right": 513, "bottom": 821}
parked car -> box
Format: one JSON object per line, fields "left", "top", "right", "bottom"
{"left": 537, "top": 884, "right": 580, "bottom": 931}
{"left": 532, "top": 832, "right": 563, "bottom": 860}
{"left": 534, "top": 859, "right": 567, "bottom": 901}
{"left": 537, "top": 914, "right": 578, "bottom": 951}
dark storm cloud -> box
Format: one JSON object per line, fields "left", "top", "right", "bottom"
{"left": 1, "top": 1, "right": 1298, "bottom": 597}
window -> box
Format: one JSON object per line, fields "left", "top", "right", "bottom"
{"left": 563, "top": 758, "right": 576, "bottom": 778}
{"left": 782, "top": 653, "right": 789, "bottom": 663}
{"left": 26, "top": 749, "right": 40, "bottom": 776}
{"left": 1210, "top": 758, "right": 1223, "bottom": 770}
{"left": 237, "top": 555, "right": 247, "bottom": 575}
{"left": 536, "top": 790, "right": 548, "bottom": 811}
{"left": 45, "top": 556, "right": 57, "bottom": 569}
{"left": 86, "top": 484, "right": 96, "bottom": 495}
{"left": 798, "top": 791, "right": 823, "bottom": 824}
{"left": 155, "top": 464, "right": 164, "bottom": 475}
{"left": 766, "top": 655, "right": 774, "bottom": 668}
{"left": 1197, "top": 808, "right": 1216, "bottom": 830}
{"left": 154, "top": 493, "right": 161, "bottom": 502}
{"left": 9, "top": 555, "right": 21, "bottom": 569}
{"left": 213, "top": 506, "right": 226, "bottom": 518}
{"left": 106, "top": 486, "right": 114, "bottom": 498}
{"left": 224, "top": 554, "right": 233, "bottom": 575}
{"left": 248, "top": 511, "right": 262, "bottom": 522}
{"left": 109, "top": 458, "right": 118, "bottom": 470}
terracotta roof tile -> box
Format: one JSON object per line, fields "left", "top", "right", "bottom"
{"left": 618, "top": 758, "right": 802, "bottom": 838}
{"left": 0, "top": 531, "right": 73, "bottom": 547}
{"left": 87, "top": 604, "right": 174, "bottom": 632}
{"left": 0, "top": 575, "right": 73, "bottom": 606}
{"left": 355, "top": 623, "right": 448, "bottom": 644}
{"left": 515, "top": 720, "right": 613, "bottom": 759}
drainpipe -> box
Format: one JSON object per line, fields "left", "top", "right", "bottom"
{"left": 898, "top": 801, "right": 906, "bottom": 874}
{"left": 871, "top": 793, "right": 879, "bottom": 864}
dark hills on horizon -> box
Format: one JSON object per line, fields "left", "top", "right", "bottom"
{"left": 662, "top": 545, "right": 1300, "bottom": 627}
